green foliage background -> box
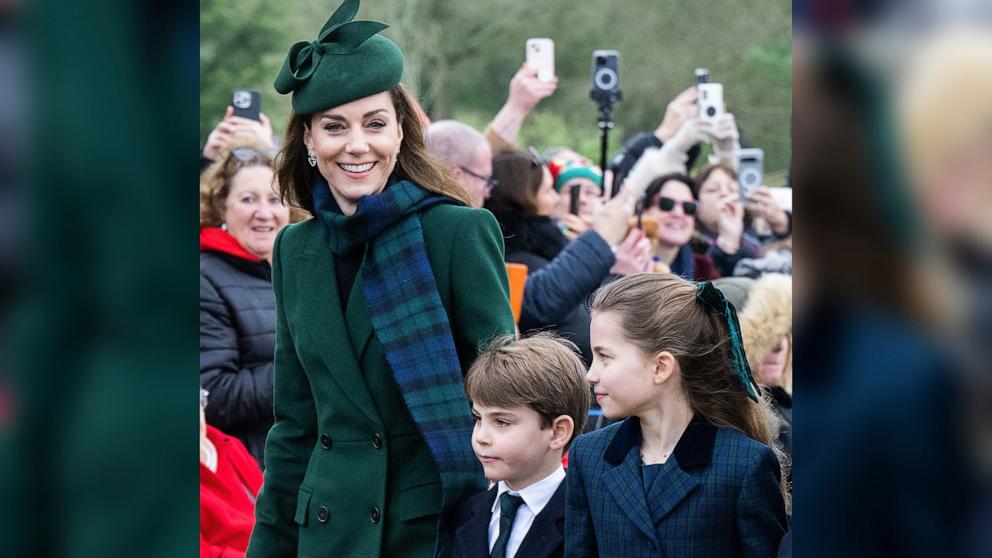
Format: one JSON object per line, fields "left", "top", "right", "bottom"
{"left": 201, "top": 0, "right": 791, "bottom": 181}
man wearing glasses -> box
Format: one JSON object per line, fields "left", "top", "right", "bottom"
{"left": 426, "top": 120, "right": 497, "bottom": 208}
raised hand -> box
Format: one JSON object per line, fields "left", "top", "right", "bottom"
{"left": 610, "top": 228, "right": 653, "bottom": 275}
{"left": 508, "top": 63, "right": 558, "bottom": 112}
{"left": 203, "top": 106, "right": 275, "bottom": 160}
{"left": 744, "top": 186, "right": 789, "bottom": 235}
{"left": 714, "top": 192, "right": 745, "bottom": 254}
{"left": 655, "top": 86, "right": 700, "bottom": 143}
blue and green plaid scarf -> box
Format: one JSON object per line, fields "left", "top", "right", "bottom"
{"left": 312, "top": 176, "right": 486, "bottom": 511}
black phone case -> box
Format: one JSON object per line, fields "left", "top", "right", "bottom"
{"left": 569, "top": 186, "right": 581, "bottom": 215}
{"left": 232, "top": 90, "right": 261, "bottom": 121}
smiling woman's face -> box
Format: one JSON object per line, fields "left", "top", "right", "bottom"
{"left": 222, "top": 165, "right": 288, "bottom": 261}
{"left": 644, "top": 180, "right": 696, "bottom": 248}
{"left": 304, "top": 91, "right": 403, "bottom": 215}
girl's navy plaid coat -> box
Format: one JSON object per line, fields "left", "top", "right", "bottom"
{"left": 565, "top": 415, "right": 787, "bottom": 557}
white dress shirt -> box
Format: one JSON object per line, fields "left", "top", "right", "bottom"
{"left": 488, "top": 466, "right": 566, "bottom": 558}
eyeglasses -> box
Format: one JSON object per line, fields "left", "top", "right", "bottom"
{"left": 458, "top": 166, "right": 498, "bottom": 192}
{"left": 657, "top": 196, "right": 698, "bottom": 216}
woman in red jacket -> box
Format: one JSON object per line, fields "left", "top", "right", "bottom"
{"left": 200, "top": 388, "right": 263, "bottom": 558}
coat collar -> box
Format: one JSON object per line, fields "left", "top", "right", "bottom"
{"left": 600, "top": 414, "right": 717, "bottom": 543}
{"left": 294, "top": 221, "right": 382, "bottom": 426}
{"left": 603, "top": 414, "right": 717, "bottom": 469}
{"left": 200, "top": 227, "right": 261, "bottom": 262}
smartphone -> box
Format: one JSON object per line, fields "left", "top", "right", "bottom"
{"left": 591, "top": 50, "right": 621, "bottom": 101}
{"left": 526, "top": 38, "right": 555, "bottom": 83}
{"left": 697, "top": 83, "right": 724, "bottom": 120}
{"left": 569, "top": 184, "right": 581, "bottom": 215}
{"left": 694, "top": 67, "right": 710, "bottom": 85}
{"left": 232, "top": 88, "right": 261, "bottom": 121}
{"left": 738, "top": 148, "right": 765, "bottom": 199}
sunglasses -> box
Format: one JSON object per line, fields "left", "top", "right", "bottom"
{"left": 230, "top": 146, "right": 278, "bottom": 165}
{"left": 458, "top": 166, "right": 499, "bottom": 192}
{"left": 527, "top": 146, "right": 545, "bottom": 169}
{"left": 657, "top": 196, "right": 697, "bottom": 216}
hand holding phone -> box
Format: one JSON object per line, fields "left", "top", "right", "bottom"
{"left": 526, "top": 38, "right": 555, "bottom": 83}
{"left": 697, "top": 83, "right": 724, "bottom": 121}
{"left": 738, "top": 148, "right": 764, "bottom": 199}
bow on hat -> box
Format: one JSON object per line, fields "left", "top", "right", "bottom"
{"left": 274, "top": 0, "right": 389, "bottom": 94}
{"left": 695, "top": 281, "right": 762, "bottom": 402}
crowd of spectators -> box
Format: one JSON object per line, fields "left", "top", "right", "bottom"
{"left": 198, "top": 52, "right": 792, "bottom": 557}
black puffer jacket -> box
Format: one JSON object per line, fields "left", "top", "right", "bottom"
{"left": 199, "top": 227, "right": 276, "bottom": 467}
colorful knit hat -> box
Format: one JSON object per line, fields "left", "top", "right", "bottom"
{"left": 553, "top": 163, "right": 603, "bottom": 192}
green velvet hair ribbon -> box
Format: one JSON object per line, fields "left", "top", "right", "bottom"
{"left": 695, "top": 280, "right": 761, "bottom": 402}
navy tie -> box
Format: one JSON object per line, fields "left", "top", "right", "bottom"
{"left": 490, "top": 492, "right": 525, "bottom": 558}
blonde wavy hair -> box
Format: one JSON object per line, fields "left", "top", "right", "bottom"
{"left": 200, "top": 137, "right": 283, "bottom": 227}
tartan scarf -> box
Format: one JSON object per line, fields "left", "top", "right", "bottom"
{"left": 312, "top": 176, "right": 486, "bottom": 510}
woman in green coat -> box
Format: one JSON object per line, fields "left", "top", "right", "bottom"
{"left": 246, "top": 2, "right": 515, "bottom": 556}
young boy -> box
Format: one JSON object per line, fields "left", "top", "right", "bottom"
{"left": 449, "top": 334, "right": 590, "bottom": 558}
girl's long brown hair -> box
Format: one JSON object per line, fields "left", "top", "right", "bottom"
{"left": 590, "top": 273, "right": 790, "bottom": 499}
{"left": 276, "top": 84, "right": 471, "bottom": 214}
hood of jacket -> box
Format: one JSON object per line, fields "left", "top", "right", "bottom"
{"left": 738, "top": 273, "right": 792, "bottom": 393}
{"left": 200, "top": 227, "right": 261, "bottom": 262}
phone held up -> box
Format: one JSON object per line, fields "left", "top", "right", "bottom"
{"left": 694, "top": 67, "right": 710, "bottom": 85}
{"left": 526, "top": 38, "right": 555, "bottom": 83}
{"left": 568, "top": 184, "right": 582, "bottom": 216}
{"left": 231, "top": 88, "right": 261, "bottom": 121}
{"left": 693, "top": 69, "right": 723, "bottom": 121}
{"left": 738, "top": 148, "right": 764, "bottom": 199}
{"left": 590, "top": 50, "right": 621, "bottom": 109}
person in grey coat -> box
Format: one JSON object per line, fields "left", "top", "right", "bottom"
{"left": 199, "top": 141, "right": 290, "bottom": 466}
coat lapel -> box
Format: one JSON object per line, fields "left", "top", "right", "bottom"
{"left": 515, "top": 481, "right": 566, "bottom": 558}
{"left": 297, "top": 229, "right": 381, "bottom": 425}
{"left": 645, "top": 460, "right": 700, "bottom": 525}
{"left": 452, "top": 488, "right": 496, "bottom": 558}
{"left": 602, "top": 443, "right": 658, "bottom": 545}
{"left": 645, "top": 414, "right": 715, "bottom": 525}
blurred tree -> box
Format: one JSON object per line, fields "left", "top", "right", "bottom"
{"left": 201, "top": 0, "right": 791, "bottom": 176}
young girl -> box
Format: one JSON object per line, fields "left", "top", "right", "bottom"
{"left": 565, "top": 273, "right": 788, "bottom": 557}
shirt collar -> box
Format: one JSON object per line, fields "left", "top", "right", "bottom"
{"left": 491, "top": 466, "right": 566, "bottom": 516}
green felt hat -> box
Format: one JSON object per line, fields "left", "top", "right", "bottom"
{"left": 554, "top": 164, "right": 603, "bottom": 192}
{"left": 274, "top": 0, "right": 404, "bottom": 115}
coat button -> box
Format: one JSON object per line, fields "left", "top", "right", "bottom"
{"left": 320, "top": 433, "right": 332, "bottom": 450}
{"left": 370, "top": 506, "right": 381, "bottom": 523}
{"left": 317, "top": 506, "right": 329, "bottom": 523}
{"left": 371, "top": 433, "right": 383, "bottom": 449}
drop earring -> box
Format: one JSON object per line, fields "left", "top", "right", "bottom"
{"left": 221, "top": 223, "right": 228, "bottom": 231}
{"left": 307, "top": 150, "right": 317, "bottom": 167}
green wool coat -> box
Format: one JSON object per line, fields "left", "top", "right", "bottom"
{"left": 246, "top": 204, "right": 515, "bottom": 558}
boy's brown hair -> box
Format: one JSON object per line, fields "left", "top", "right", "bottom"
{"left": 465, "top": 334, "right": 590, "bottom": 450}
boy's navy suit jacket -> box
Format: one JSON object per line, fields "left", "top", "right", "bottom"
{"left": 450, "top": 481, "right": 565, "bottom": 558}
{"left": 565, "top": 415, "right": 787, "bottom": 557}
